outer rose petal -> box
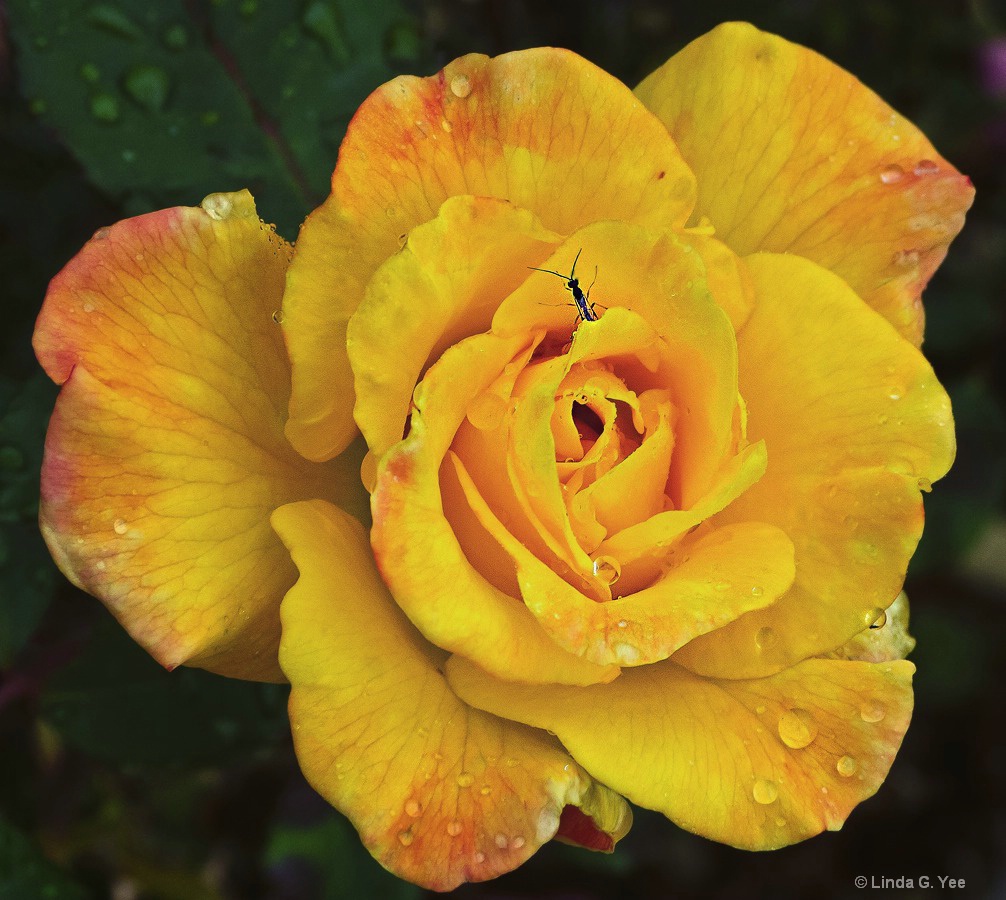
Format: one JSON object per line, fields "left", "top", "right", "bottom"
{"left": 636, "top": 21, "right": 974, "bottom": 343}
{"left": 448, "top": 654, "right": 914, "bottom": 851}
{"left": 33, "top": 192, "right": 365, "bottom": 681}
{"left": 274, "top": 500, "right": 631, "bottom": 891}
{"left": 674, "top": 253, "right": 954, "bottom": 679}
{"left": 283, "top": 48, "right": 697, "bottom": 461}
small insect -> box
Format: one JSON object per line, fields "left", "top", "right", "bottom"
{"left": 528, "top": 248, "right": 600, "bottom": 325}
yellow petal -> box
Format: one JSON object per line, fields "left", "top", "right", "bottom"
{"left": 448, "top": 654, "right": 914, "bottom": 850}
{"left": 283, "top": 48, "right": 697, "bottom": 461}
{"left": 349, "top": 196, "right": 563, "bottom": 457}
{"left": 275, "top": 500, "right": 631, "bottom": 890}
{"left": 372, "top": 334, "right": 619, "bottom": 687}
{"left": 675, "top": 252, "right": 953, "bottom": 678}
{"left": 34, "top": 193, "right": 364, "bottom": 681}
{"left": 636, "top": 21, "right": 974, "bottom": 343}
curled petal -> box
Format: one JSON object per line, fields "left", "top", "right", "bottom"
{"left": 637, "top": 21, "right": 974, "bottom": 343}
{"left": 448, "top": 654, "right": 914, "bottom": 851}
{"left": 275, "top": 500, "right": 631, "bottom": 890}
{"left": 34, "top": 192, "right": 364, "bottom": 681}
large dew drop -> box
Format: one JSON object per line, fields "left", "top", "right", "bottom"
{"left": 777, "top": 708, "right": 818, "bottom": 750}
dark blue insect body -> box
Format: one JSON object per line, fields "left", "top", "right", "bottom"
{"left": 528, "top": 248, "right": 599, "bottom": 325}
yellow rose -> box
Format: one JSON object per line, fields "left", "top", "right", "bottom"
{"left": 34, "top": 24, "right": 971, "bottom": 890}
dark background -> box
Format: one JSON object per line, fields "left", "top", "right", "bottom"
{"left": 1, "top": 1, "right": 1004, "bottom": 898}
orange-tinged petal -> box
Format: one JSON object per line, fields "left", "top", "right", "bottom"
{"left": 448, "top": 654, "right": 914, "bottom": 850}
{"left": 349, "top": 196, "right": 563, "bottom": 457}
{"left": 34, "top": 192, "right": 364, "bottom": 681}
{"left": 823, "top": 591, "right": 916, "bottom": 663}
{"left": 274, "top": 500, "right": 631, "bottom": 890}
{"left": 283, "top": 48, "right": 697, "bottom": 461}
{"left": 675, "top": 252, "right": 953, "bottom": 679}
{"left": 636, "top": 21, "right": 974, "bottom": 343}
{"left": 372, "top": 334, "right": 619, "bottom": 687}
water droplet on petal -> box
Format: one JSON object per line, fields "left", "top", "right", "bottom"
{"left": 879, "top": 164, "right": 905, "bottom": 184}
{"left": 90, "top": 93, "right": 120, "bottom": 123}
{"left": 755, "top": 626, "right": 777, "bottom": 650}
{"left": 860, "top": 700, "right": 886, "bottom": 723}
{"left": 865, "top": 608, "right": 887, "bottom": 629}
{"left": 777, "top": 708, "right": 818, "bottom": 749}
{"left": 837, "top": 755, "right": 858, "bottom": 777}
{"left": 474, "top": 851, "right": 486, "bottom": 863}
{"left": 201, "top": 193, "right": 234, "bottom": 220}
{"left": 113, "top": 518, "right": 128, "bottom": 535}
{"left": 405, "top": 799, "right": 420, "bottom": 817}
{"left": 592, "top": 555, "right": 621, "bottom": 585}
{"left": 450, "top": 74, "right": 472, "bottom": 98}
{"left": 398, "top": 828, "right": 414, "bottom": 846}
{"left": 752, "top": 779, "right": 778, "bottom": 804}
{"left": 271, "top": 309, "right": 285, "bottom": 325}
{"left": 755, "top": 705, "right": 766, "bottom": 715}
{"left": 774, "top": 816, "right": 787, "bottom": 827}
{"left": 751, "top": 585, "right": 764, "bottom": 597}
{"left": 440, "top": 118, "right": 453, "bottom": 133}
{"left": 456, "top": 772, "right": 475, "bottom": 788}
{"left": 447, "top": 820, "right": 463, "bottom": 836}
{"left": 892, "top": 249, "right": 920, "bottom": 268}
{"left": 512, "top": 836, "right": 526, "bottom": 849}
{"left": 495, "top": 833, "right": 509, "bottom": 849}
{"left": 480, "top": 785, "right": 491, "bottom": 796}
{"left": 913, "top": 159, "right": 940, "bottom": 175}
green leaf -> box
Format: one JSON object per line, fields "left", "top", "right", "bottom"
{"left": 0, "top": 373, "right": 59, "bottom": 666}
{"left": 0, "top": 814, "right": 89, "bottom": 900}
{"left": 265, "top": 813, "right": 421, "bottom": 900}
{"left": 9, "top": 0, "right": 421, "bottom": 238}
{"left": 41, "top": 618, "right": 290, "bottom": 766}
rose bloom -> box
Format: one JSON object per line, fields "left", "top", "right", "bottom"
{"left": 34, "top": 23, "right": 971, "bottom": 890}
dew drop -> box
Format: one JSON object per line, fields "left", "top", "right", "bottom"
{"left": 616, "top": 620, "right": 628, "bottom": 629}
{"left": 865, "top": 608, "right": 887, "bottom": 629}
{"left": 892, "top": 248, "right": 920, "bottom": 268}
{"left": 201, "top": 193, "right": 234, "bottom": 220}
{"left": 405, "top": 799, "right": 420, "bottom": 817}
{"left": 913, "top": 159, "right": 940, "bottom": 175}
{"left": 755, "top": 705, "right": 766, "bottom": 715}
{"left": 512, "top": 836, "right": 526, "bottom": 849}
{"left": 398, "top": 828, "right": 414, "bottom": 846}
{"left": 450, "top": 74, "right": 472, "bottom": 98}
{"left": 592, "top": 555, "right": 621, "bottom": 585}
{"left": 113, "top": 518, "right": 128, "bottom": 535}
{"left": 775, "top": 816, "right": 787, "bottom": 827}
{"left": 441, "top": 118, "right": 453, "bottom": 133}
{"left": 836, "top": 755, "right": 858, "bottom": 777}
{"left": 752, "top": 779, "right": 778, "bottom": 805}
{"left": 447, "top": 820, "right": 463, "bottom": 836}
{"left": 163, "top": 24, "right": 188, "bottom": 50}
{"left": 466, "top": 391, "right": 507, "bottom": 431}
{"left": 860, "top": 700, "right": 886, "bottom": 723}
{"left": 751, "top": 585, "right": 764, "bottom": 597}
{"left": 777, "top": 708, "right": 818, "bottom": 749}
{"left": 879, "top": 164, "right": 905, "bottom": 184}
{"left": 271, "top": 309, "right": 285, "bottom": 325}
{"left": 90, "top": 93, "right": 120, "bottom": 123}
{"left": 495, "top": 833, "right": 509, "bottom": 849}
{"left": 755, "top": 626, "right": 777, "bottom": 650}
{"left": 123, "top": 65, "right": 171, "bottom": 112}
{"left": 456, "top": 772, "right": 475, "bottom": 788}
{"left": 82, "top": 301, "right": 95, "bottom": 313}
{"left": 474, "top": 851, "right": 486, "bottom": 863}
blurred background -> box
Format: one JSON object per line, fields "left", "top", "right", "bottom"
{"left": 1, "top": 1, "right": 1004, "bottom": 897}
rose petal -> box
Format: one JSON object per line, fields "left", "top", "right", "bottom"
{"left": 349, "top": 196, "right": 563, "bottom": 457}
{"left": 283, "top": 48, "right": 697, "bottom": 461}
{"left": 636, "top": 21, "right": 974, "bottom": 343}
{"left": 674, "top": 252, "right": 953, "bottom": 678}
{"left": 274, "top": 500, "right": 632, "bottom": 890}
{"left": 372, "top": 333, "right": 619, "bottom": 687}
{"left": 448, "top": 654, "right": 914, "bottom": 850}
{"left": 34, "top": 192, "right": 364, "bottom": 681}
